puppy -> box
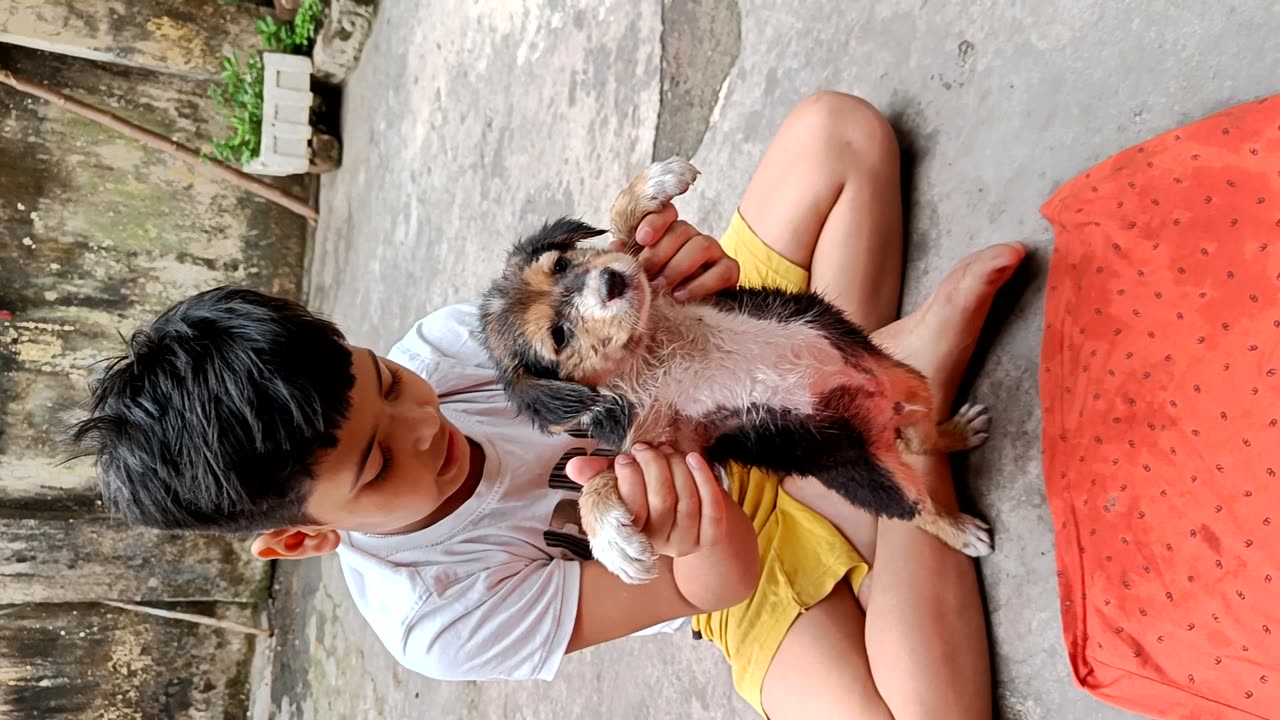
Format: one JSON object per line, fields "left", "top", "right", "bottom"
{"left": 479, "top": 157, "right": 993, "bottom": 584}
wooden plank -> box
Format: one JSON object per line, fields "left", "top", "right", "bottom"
{"left": 0, "top": 515, "right": 269, "bottom": 604}
{"left": 0, "top": 601, "right": 257, "bottom": 719}
{"left": 0, "top": 0, "right": 267, "bottom": 79}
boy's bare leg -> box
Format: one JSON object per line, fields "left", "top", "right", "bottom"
{"left": 738, "top": 91, "right": 905, "bottom": 333}
{"left": 743, "top": 91, "right": 1025, "bottom": 720}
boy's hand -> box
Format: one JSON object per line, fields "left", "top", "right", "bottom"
{"left": 613, "top": 205, "right": 739, "bottom": 302}
{"left": 564, "top": 444, "right": 759, "bottom": 653}
{"left": 566, "top": 444, "right": 727, "bottom": 558}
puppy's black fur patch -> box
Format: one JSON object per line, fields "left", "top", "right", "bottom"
{"left": 579, "top": 394, "right": 635, "bottom": 450}
{"left": 706, "top": 286, "right": 885, "bottom": 364}
{"left": 508, "top": 377, "right": 594, "bottom": 430}
{"left": 701, "top": 387, "right": 918, "bottom": 522}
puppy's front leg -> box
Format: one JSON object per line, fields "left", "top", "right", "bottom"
{"left": 609, "top": 157, "right": 701, "bottom": 253}
{"left": 579, "top": 468, "right": 658, "bottom": 584}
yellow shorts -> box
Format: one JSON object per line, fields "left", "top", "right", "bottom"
{"left": 690, "top": 211, "right": 871, "bottom": 717}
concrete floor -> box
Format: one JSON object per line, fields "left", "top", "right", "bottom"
{"left": 259, "top": 1, "right": 1280, "bottom": 718}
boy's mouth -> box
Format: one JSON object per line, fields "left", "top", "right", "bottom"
{"left": 435, "top": 424, "right": 464, "bottom": 478}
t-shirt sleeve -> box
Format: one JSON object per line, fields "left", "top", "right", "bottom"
{"left": 386, "top": 303, "right": 500, "bottom": 397}
{"left": 394, "top": 558, "right": 582, "bottom": 682}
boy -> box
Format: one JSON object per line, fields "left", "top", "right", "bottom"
{"left": 72, "top": 92, "right": 1024, "bottom": 719}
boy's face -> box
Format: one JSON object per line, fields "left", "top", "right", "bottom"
{"left": 251, "top": 346, "right": 474, "bottom": 560}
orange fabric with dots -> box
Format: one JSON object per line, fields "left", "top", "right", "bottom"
{"left": 1039, "top": 96, "right": 1280, "bottom": 720}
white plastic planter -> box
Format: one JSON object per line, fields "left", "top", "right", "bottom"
{"left": 243, "top": 52, "right": 314, "bottom": 176}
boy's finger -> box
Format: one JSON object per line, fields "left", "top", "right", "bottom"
{"left": 634, "top": 204, "right": 678, "bottom": 248}
{"left": 687, "top": 453, "right": 726, "bottom": 549}
{"left": 614, "top": 453, "right": 649, "bottom": 530}
{"left": 665, "top": 448, "right": 702, "bottom": 555}
{"left": 638, "top": 220, "right": 699, "bottom": 279}
{"left": 656, "top": 234, "right": 721, "bottom": 294}
{"left": 633, "top": 443, "right": 675, "bottom": 541}
{"left": 673, "top": 256, "right": 740, "bottom": 302}
{"left": 565, "top": 455, "right": 613, "bottom": 485}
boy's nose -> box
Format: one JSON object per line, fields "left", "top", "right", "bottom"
{"left": 398, "top": 405, "right": 441, "bottom": 452}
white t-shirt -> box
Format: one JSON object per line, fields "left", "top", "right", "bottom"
{"left": 335, "top": 304, "right": 686, "bottom": 682}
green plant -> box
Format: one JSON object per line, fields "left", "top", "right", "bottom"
{"left": 257, "top": 0, "right": 325, "bottom": 54}
{"left": 207, "top": 52, "right": 265, "bottom": 165}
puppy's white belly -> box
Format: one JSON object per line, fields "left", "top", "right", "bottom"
{"left": 656, "top": 310, "right": 844, "bottom": 417}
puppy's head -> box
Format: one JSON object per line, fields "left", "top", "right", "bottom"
{"left": 479, "top": 217, "right": 652, "bottom": 431}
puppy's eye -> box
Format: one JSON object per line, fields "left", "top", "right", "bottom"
{"left": 550, "top": 323, "right": 570, "bottom": 351}
{"left": 552, "top": 256, "right": 571, "bottom": 274}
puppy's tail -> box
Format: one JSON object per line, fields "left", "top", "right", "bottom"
{"left": 610, "top": 157, "right": 700, "bottom": 254}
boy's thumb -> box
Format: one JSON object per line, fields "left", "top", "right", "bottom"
{"left": 565, "top": 455, "right": 613, "bottom": 485}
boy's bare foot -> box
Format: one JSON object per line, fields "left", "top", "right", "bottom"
{"left": 872, "top": 242, "right": 1027, "bottom": 414}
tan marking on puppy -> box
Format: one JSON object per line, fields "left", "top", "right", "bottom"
{"left": 513, "top": 248, "right": 652, "bottom": 385}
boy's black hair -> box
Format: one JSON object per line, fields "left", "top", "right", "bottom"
{"left": 67, "top": 286, "right": 356, "bottom": 534}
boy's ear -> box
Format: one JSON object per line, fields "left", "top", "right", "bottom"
{"left": 251, "top": 527, "right": 341, "bottom": 560}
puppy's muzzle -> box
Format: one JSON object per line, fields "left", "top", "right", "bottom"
{"left": 600, "top": 268, "right": 629, "bottom": 303}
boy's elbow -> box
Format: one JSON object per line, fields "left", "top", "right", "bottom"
{"left": 704, "top": 549, "right": 762, "bottom": 612}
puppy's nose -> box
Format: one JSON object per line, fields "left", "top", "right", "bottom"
{"left": 600, "top": 268, "right": 628, "bottom": 302}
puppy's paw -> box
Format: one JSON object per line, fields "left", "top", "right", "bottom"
{"left": 950, "top": 513, "right": 994, "bottom": 557}
{"left": 612, "top": 157, "right": 701, "bottom": 249}
{"left": 589, "top": 516, "right": 659, "bottom": 584}
{"left": 918, "top": 510, "right": 993, "bottom": 557}
{"left": 579, "top": 471, "right": 658, "bottom": 584}
{"left": 643, "top": 157, "right": 700, "bottom": 208}
{"left": 945, "top": 402, "right": 991, "bottom": 449}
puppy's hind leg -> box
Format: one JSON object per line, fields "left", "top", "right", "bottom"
{"left": 877, "top": 373, "right": 995, "bottom": 557}
{"left": 579, "top": 469, "right": 659, "bottom": 584}
{"left": 872, "top": 453, "right": 995, "bottom": 558}
{"left": 610, "top": 157, "right": 701, "bottom": 252}
{"left": 913, "top": 502, "right": 994, "bottom": 557}
{"left": 896, "top": 402, "right": 992, "bottom": 455}
{"left": 934, "top": 402, "right": 991, "bottom": 451}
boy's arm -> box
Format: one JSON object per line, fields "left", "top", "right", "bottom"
{"left": 564, "top": 447, "right": 760, "bottom": 653}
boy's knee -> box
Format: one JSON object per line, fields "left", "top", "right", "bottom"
{"left": 786, "top": 91, "right": 899, "bottom": 170}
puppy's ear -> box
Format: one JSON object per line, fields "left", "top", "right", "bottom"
{"left": 580, "top": 393, "right": 634, "bottom": 450}
{"left": 506, "top": 374, "right": 634, "bottom": 448}
{"left": 510, "top": 217, "right": 606, "bottom": 267}
{"left": 505, "top": 373, "right": 601, "bottom": 433}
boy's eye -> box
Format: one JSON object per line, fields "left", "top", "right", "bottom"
{"left": 552, "top": 256, "right": 571, "bottom": 275}
{"left": 550, "top": 323, "right": 569, "bottom": 351}
{"left": 368, "top": 445, "right": 392, "bottom": 488}
{"left": 385, "top": 365, "right": 403, "bottom": 400}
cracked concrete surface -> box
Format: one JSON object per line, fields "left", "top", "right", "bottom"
{"left": 263, "top": 1, "right": 1280, "bottom": 718}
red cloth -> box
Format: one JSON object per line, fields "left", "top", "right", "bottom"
{"left": 1040, "top": 96, "right": 1280, "bottom": 720}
